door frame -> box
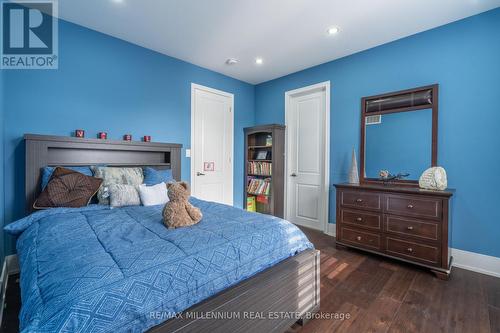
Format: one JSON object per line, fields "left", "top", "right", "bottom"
{"left": 284, "top": 81, "right": 330, "bottom": 233}
{"left": 190, "top": 83, "right": 234, "bottom": 205}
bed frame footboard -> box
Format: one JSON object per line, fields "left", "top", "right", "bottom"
{"left": 148, "top": 249, "right": 320, "bottom": 333}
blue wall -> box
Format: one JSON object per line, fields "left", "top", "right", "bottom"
{"left": 255, "top": 8, "right": 500, "bottom": 257}
{"left": 0, "top": 69, "right": 4, "bottom": 265}
{"left": 2, "top": 20, "right": 255, "bottom": 256}
{"left": 2, "top": 8, "right": 500, "bottom": 260}
{"left": 365, "top": 109, "right": 432, "bottom": 179}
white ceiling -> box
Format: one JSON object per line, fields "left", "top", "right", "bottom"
{"left": 56, "top": 0, "right": 500, "bottom": 84}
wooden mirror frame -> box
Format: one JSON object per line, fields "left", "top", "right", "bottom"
{"left": 360, "top": 84, "right": 439, "bottom": 186}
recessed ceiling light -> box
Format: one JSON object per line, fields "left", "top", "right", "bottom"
{"left": 112, "top": 0, "right": 124, "bottom": 3}
{"left": 226, "top": 58, "right": 238, "bottom": 65}
{"left": 327, "top": 26, "right": 340, "bottom": 35}
{"left": 255, "top": 57, "right": 263, "bottom": 65}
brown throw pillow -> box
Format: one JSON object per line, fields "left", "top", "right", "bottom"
{"left": 34, "top": 167, "right": 103, "bottom": 209}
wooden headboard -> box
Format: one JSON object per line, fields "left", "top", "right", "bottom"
{"left": 25, "top": 134, "right": 182, "bottom": 212}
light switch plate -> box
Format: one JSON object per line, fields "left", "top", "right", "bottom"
{"left": 186, "top": 149, "right": 191, "bottom": 158}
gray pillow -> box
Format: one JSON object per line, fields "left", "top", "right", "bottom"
{"left": 108, "top": 184, "right": 141, "bottom": 208}
{"left": 92, "top": 167, "right": 144, "bottom": 205}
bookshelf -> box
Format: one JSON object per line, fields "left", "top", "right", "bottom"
{"left": 244, "top": 124, "right": 285, "bottom": 218}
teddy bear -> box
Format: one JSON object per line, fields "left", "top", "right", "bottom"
{"left": 162, "top": 181, "right": 203, "bottom": 229}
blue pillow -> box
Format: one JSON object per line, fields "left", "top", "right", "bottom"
{"left": 143, "top": 167, "right": 173, "bottom": 186}
{"left": 41, "top": 166, "right": 93, "bottom": 190}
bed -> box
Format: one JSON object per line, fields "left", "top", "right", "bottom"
{"left": 4, "top": 134, "right": 320, "bottom": 333}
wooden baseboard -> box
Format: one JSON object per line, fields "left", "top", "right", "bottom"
{"left": 324, "top": 222, "right": 336, "bottom": 237}
{"left": 451, "top": 248, "right": 500, "bottom": 278}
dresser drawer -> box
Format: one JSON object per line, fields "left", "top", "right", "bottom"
{"left": 340, "top": 191, "right": 381, "bottom": 211}
{"left": 384, "top": 215, "right": 440, "bottom": 241}
{"left": 385, "top": 195, "right": 442, "bottom": 219}
{"left": 340, "top": 227, "right": 381, "bottom": 251}
{"left": 386, "top": 237, "right": 440, "bottom": 265}
{"left": 340, "top": 209, "right": 381, "bottom": 230}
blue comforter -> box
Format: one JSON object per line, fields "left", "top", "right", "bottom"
{"left": 4, "top": 198, "right": 313, "bottom": 333}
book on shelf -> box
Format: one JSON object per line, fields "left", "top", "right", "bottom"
{"left": 247, "top": 177, "right": 271, "bottom": 196}
{"left": 246, "top": 196, "right": 256, "bottom": 212}
{"left": 256, "top": 195, "right": 268, "bottom": 204}
{"left": 248, "top": 161, "right": 272, "bottom": 176}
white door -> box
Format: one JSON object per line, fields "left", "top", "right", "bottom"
{"left": 286, "top": 82, "right": 330, "bottom": 231}
{"left": 191, "top": 84, "right": 233, "bottom": 205}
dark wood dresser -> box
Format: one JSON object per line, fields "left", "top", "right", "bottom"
{"left": 334, "top": 183, "right": 453, "bottom": 279}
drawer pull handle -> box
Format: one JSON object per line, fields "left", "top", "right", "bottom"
{"left": 407, "top": 247, "right": 413, "bottom": 253}
{"left": 356, "top": 198, "right": 363, "bottom": 203}
{"left": 356, "top": 236, "right": 362, "bottom": 241}
{"left": 356, "top": 217, "right": 363, "bottom": 222}
{"left": 407, "top": 226, "right": 414, "bottom": 231}
{"left": 407, "top": 204, "right": 414, "bottom": 209}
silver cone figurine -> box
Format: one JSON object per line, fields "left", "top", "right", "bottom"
{"left": 349, "top": 148, "right": 359, "bottom": 184}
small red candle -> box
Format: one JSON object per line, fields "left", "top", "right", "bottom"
{"left": 143, "top": 135, "right": 151, "bottom": 142}
{"left": 75, "top": 129, "right": 85, "bottom": 138}
{"left": 123, "top": 134, "right": 132, "bottom": 141}
{"left": 98, "top": 132, "right": 107, "bottom": 139}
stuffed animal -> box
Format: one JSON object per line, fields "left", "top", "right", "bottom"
{"left": 162, "top": 181, "right": 203, "bottom": 229}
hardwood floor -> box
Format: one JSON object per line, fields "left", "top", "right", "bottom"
{"left": 288, "top": 227, "right": 500, "bottom": 333}
{"left": 2, "top": 227, "right": 499, "bottom": 333}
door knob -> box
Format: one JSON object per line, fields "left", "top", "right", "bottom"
{"left": 196, "top": 172, "right": 206, "bottom": 176}
{"left": 290, "top": 173, "right": 297, "bottom": 177}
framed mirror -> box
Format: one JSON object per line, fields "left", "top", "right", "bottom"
{"left": 360, "top": 84, "right": 438, "bottom": 185}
